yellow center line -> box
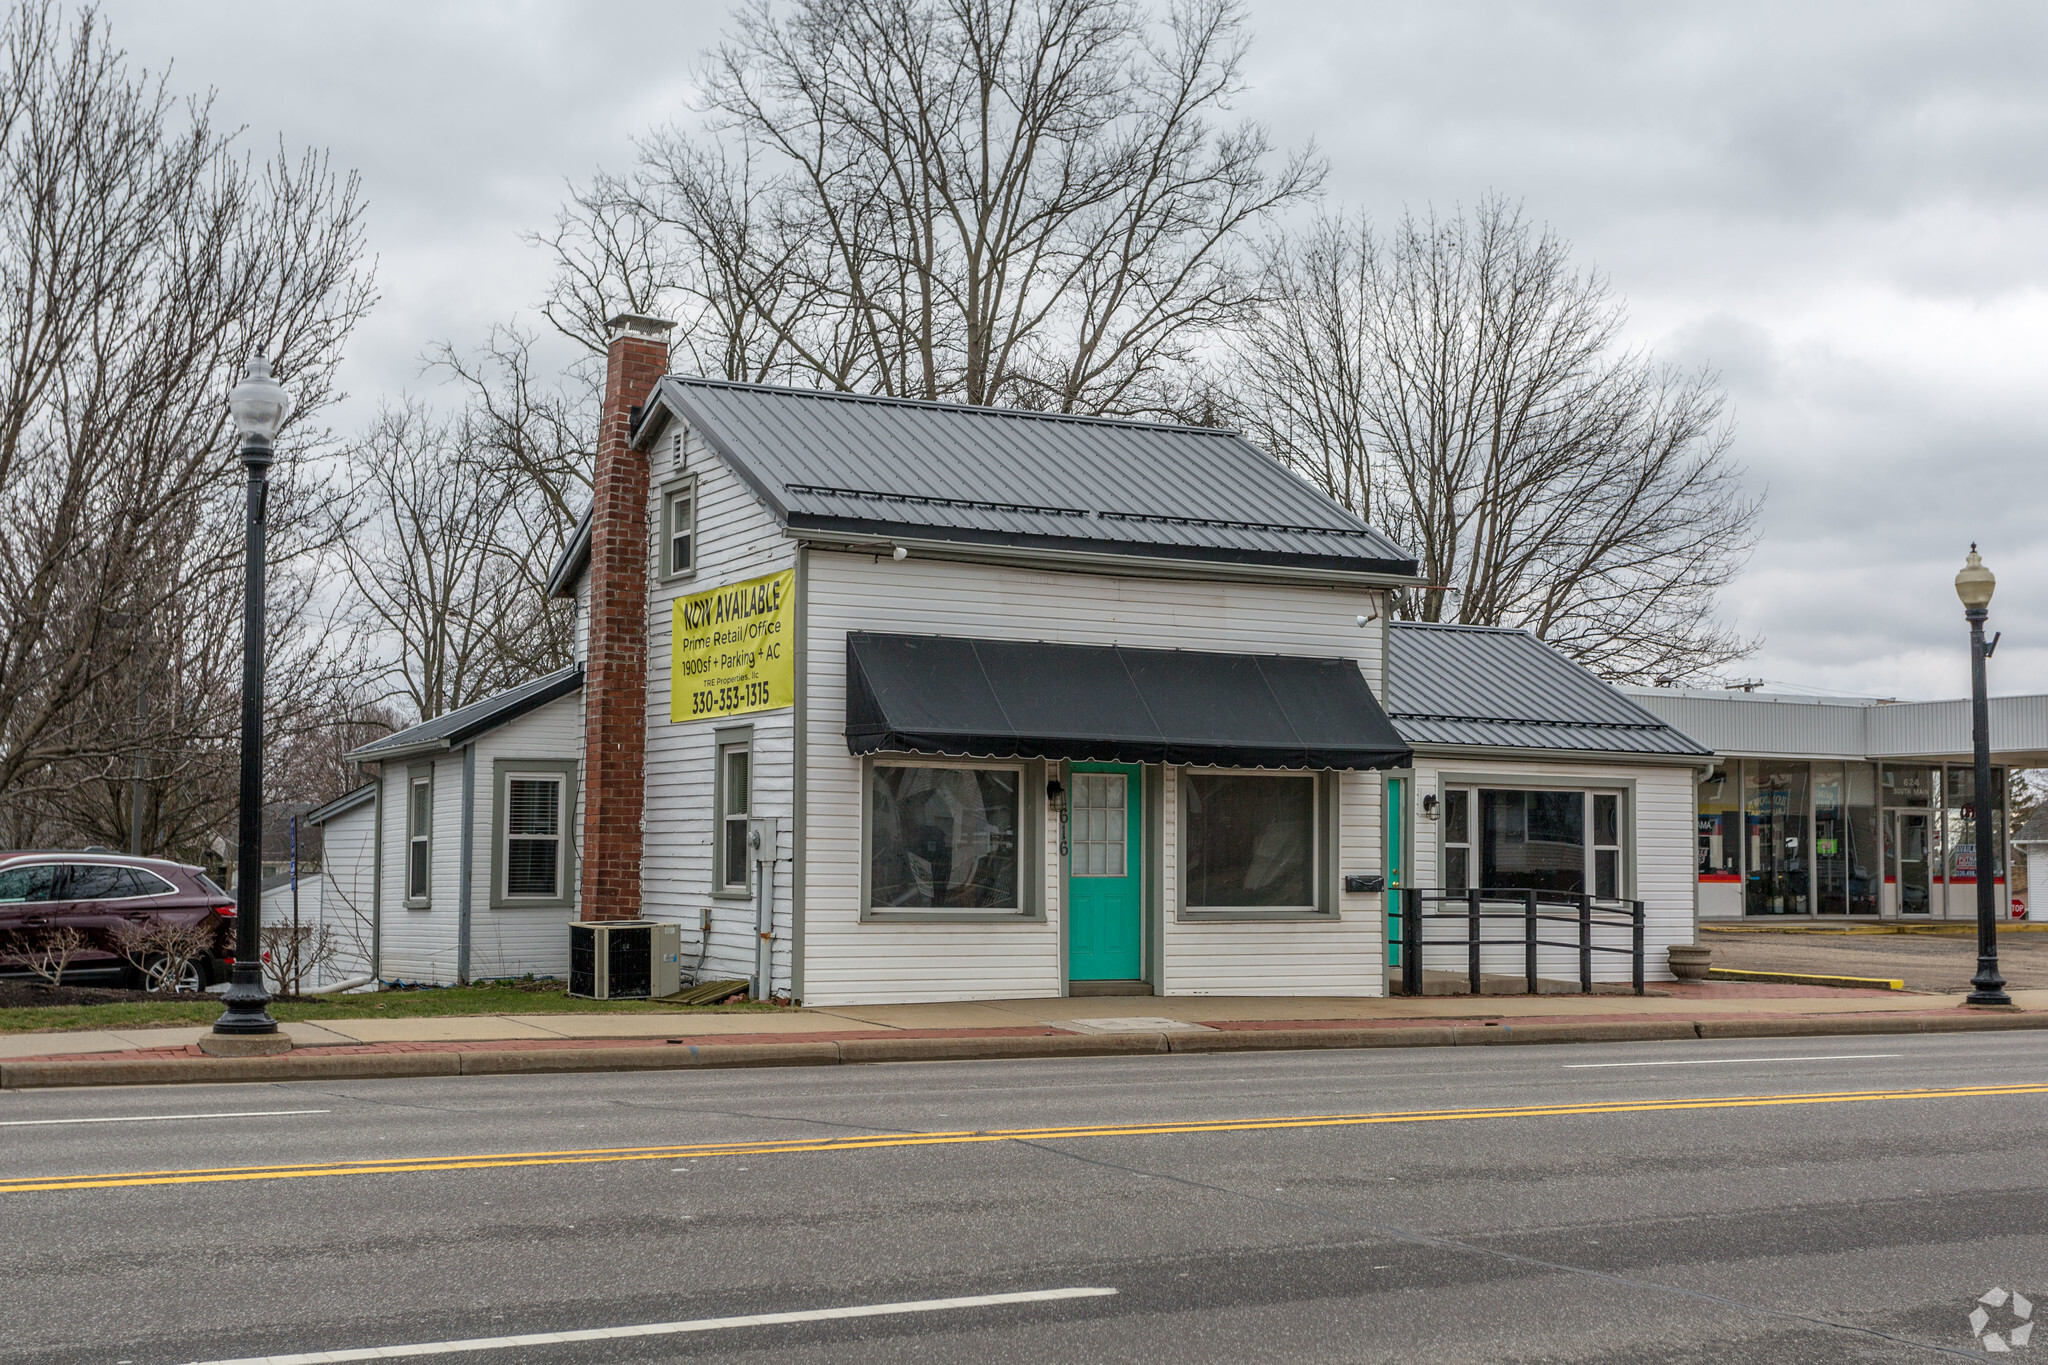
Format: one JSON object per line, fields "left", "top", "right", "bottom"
{"left": 6, "top": 1082, "right": 2046, "bottom": 1195}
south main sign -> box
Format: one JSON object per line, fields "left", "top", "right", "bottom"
{"left": 671, "top": 568, "right": 795, "bottom": 721}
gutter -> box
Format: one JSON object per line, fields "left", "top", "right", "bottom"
{"left": 792, "top": 528, "right": 1423, "bottom": 589}
{"left": 371, "top": 773, "right": 383, "bottom": 981}
{"left": 457, "top": 743, "right": 475, "bottom": 985}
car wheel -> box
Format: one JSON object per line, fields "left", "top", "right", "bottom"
{"left": 142, "top": 956, "right": 205, "bottom": 994}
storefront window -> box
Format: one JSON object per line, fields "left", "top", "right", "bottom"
{"left": 1815, "top": 763, "right": 1879, "bottom": 915}
{"left": 1881, "top": 764, "right": 1932, "bottom": 808}
{"left": 868, "top": 765, "right": 1021, "bottom": 910}
{"left": 1480, "top": 790, "right": 1586, "bottom": 894}
{"left": 1184, "top": 773, "right": 1317, "bottom": 910}
{"left": 1698, "top": 765, "right": 1739, "bottom": 879}
{"left": 1943, "top": 765, "right": 2007, "bottom": 883}
{"left": 1745, "top": 761, "right": 1810, "bottom": 914}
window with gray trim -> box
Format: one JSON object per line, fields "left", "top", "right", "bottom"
{"left": 713, "top": 730, "right": 752, "bottom": 896}
{"left": 491, "top": 758, "right": 579, "bottom": 909}
{"left": 406, "top": 768, "right": 432, "bottom": 906}
{"left": 861, "top": 758, "right": 1041, "bottom": 920}
{"left": 1438, "top": 784, "right": 1629, "bottom": 899}
{"left": 660, "top": 477, "right": 696, "bottom": 581}
{"left": 1181, "top": 771, "right": 1324, "bottom": 914}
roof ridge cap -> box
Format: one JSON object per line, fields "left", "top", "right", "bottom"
{"left": 665, "top": 374, "right": 1239, "bottom": 437}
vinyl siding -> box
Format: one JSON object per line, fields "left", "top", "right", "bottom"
{"left": 378, "top": 754, "right": 459, "bottom": 983}
{"left": 311, "top": 803, "right": 375, "bottom": 985}
{"left": 1404, "top": 755, "right": 1698, "bottom": 983}
{"left": 642, "top": 419, "right": 799, "bottom": 991}
{"left": 371, "top": 695, "right": 585, "bottom": 984}
{"left": 1156, "top": 764, "right": 1386, "bottom": 996}
{"left": 799, "top": 548, "right": 1391, "bottom": 1005}
{"left": 465, "top": 693, "right": 584, "bottom": 980}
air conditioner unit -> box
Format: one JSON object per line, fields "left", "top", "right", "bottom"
{"left": 569, "top": 921, "right": 683, "bottom": 999}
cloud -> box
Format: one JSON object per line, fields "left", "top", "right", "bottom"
{"left": 83, "top": 0, "right": 2048, "bottom": 702}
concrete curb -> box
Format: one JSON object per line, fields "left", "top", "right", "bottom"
{"left": 1707, "top": 968, "right": 1905, "bottom": 991}
{"left": 6, "top": 1009, "right": 2048, "bottom": 1089}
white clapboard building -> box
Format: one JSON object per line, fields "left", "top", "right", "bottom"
{"left": 309, "top": 315, "right": 1709, "bottom": 1003}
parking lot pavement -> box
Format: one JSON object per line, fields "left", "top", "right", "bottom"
{"left": 1703, "top": 925, "right": 2048, "bottom": 992}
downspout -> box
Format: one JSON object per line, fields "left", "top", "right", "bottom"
{"left": 791, "top": 543, "right": 807, "bottom": 1003}
{"left": 369, "top": 764, "right": 383, "bottom": 983}
{"left": 457, "top": 742, "right": 475, "bottom": 985}
{"left": 754, "top": 832, "right": 775, "bottom": 1000}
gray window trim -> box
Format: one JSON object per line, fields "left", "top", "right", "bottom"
{"left": 1175, "top": 768, "right": 1340, "bottom": 922}
{"left": 859, "top": 755, "right": 1045, "bottom": 923}
{"left": 658, "top": 473, "right": 698, "bottom": 584}
{"left": 712, "top": 725, "right": 754, "bottom": 899}
{"left": 490, "top": 758, "right": 579, "bottom": 910}
{"left": 1432, "top": 771, "right": 1639, "bottom": 902}
{"left": 405, "top": 762, "right": 434, "bottom": 909}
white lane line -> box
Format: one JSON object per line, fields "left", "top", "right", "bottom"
{"left": 1563, "top": 1054, "right": 1901, "bottom": 1069}
{"left": 0, "top": 1109, "right": 329, "bottom": 1128}
{"left": 183, "top": 1287, "right": 1119, "bottom": 1365}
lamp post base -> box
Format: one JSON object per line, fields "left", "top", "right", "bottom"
{"left": 1967, "top": 956, "right": 2013, "bottom": 1009}
{"left": 212, "top": 963, "right": 278, "bottom": 1034}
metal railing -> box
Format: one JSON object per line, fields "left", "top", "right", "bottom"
{"left": 1390, "top": 888, "right": 1646, "bottom": 996}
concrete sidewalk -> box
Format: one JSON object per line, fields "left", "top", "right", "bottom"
{"left": 3, "top": 982, "right": 2046, "bottom": 1089}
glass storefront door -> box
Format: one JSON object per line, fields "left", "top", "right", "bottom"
{"left": 1887, "top": 810, "right": 1932, "bottom": 914}
{"left": 1744, "top": 761, "right": 1811, "bottom": 914}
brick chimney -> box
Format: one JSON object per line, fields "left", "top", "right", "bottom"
{"left": 580, "top": 313, "right": 674, "bottom": 922}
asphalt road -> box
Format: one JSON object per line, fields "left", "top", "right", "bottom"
{"left": 4, "top": 1033, "right": 2048, "bottom": 1364}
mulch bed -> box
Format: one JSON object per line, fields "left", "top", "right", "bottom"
{"left": 0, "top": 980, "right": 157, "bottom": 1008}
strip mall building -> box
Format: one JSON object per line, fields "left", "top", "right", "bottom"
{"left": 1629, "top": 688, "right": 2048, "bottom": 921}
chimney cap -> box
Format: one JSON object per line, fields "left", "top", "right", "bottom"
{"left": 607, "top": 313, "right": 677, "bottom": 341}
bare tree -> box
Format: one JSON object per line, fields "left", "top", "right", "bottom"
{"left": 1225, "top": 200, "right": 1761, "bottom": 683}
{"left": 22, "top": 927, "right": 86, "bottom": 986}
{"left": 541, "top": 0, "right": 1318, "bottom": 416}
{"left": 261, "top": 921, "right": 340, "bottom": 997}
{"left": 0, "top": 4, "right": 376, "bottom": 848}
{"left": 109, "top": 918, "right": 210, "bottom": 993}
{"left": 332, "top": 339, "right": 588, "bottom": 725}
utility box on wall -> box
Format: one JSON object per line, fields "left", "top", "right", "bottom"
{"left": 569, "top": 921, "right": 683, "bottom": 999}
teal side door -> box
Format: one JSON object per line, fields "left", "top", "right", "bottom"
{"left": 1067, "top": 762, "right": 1143, "bottom": 982}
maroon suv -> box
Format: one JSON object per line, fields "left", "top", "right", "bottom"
{"left": 0, "top": 852, "right": 237, "bottom": 992}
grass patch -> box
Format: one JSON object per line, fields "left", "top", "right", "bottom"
{"left": 0, "top": 979, "right": 774, "bottom": 1035}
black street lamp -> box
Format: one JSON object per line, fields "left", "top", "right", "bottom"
{"left": 1955, "top": 545, "right": 2011, "bottom": 1008}
{"left": 213, "top": 355, "right": 293, "bottom": 1037}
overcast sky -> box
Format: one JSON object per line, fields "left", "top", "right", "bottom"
{"left": 92, "top": 0, "right": 2048, "bottom": 702}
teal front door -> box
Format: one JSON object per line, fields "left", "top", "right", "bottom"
{"left": 1067, "top": 762, "right": 1143, "bottom": 981}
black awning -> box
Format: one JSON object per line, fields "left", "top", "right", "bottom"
{"left": 845, "top": 632, "right": 1413, "bottom": 770}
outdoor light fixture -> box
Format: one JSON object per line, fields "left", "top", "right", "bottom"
{"left": 892, "top": 546, "right": 909, "bottom": 561}
{"left": 213, "top": 353, "right": 293, "bottom": 1040}
{"left": 228, "top": 354, "right": 293, "bottom": 443}
{"left": 1955, "top": 544, "right": 2011, "bottom": 1007}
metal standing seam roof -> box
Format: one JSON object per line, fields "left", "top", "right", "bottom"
{"left": 345, "top": 666, "right": 585, "bottom": 761}
{"left": 1387, "top": 622, "right": 1710, "bottom": 757}
{"left": 641, "top": 377, "right": 1418, "bottom": 576}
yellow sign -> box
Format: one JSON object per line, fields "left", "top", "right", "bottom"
{"left": 671, "top": 568, "right": 796, "bottom": 722}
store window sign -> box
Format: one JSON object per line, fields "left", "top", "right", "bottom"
{"left": 671, "top": 568, "right": 795, "bottom": 721}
